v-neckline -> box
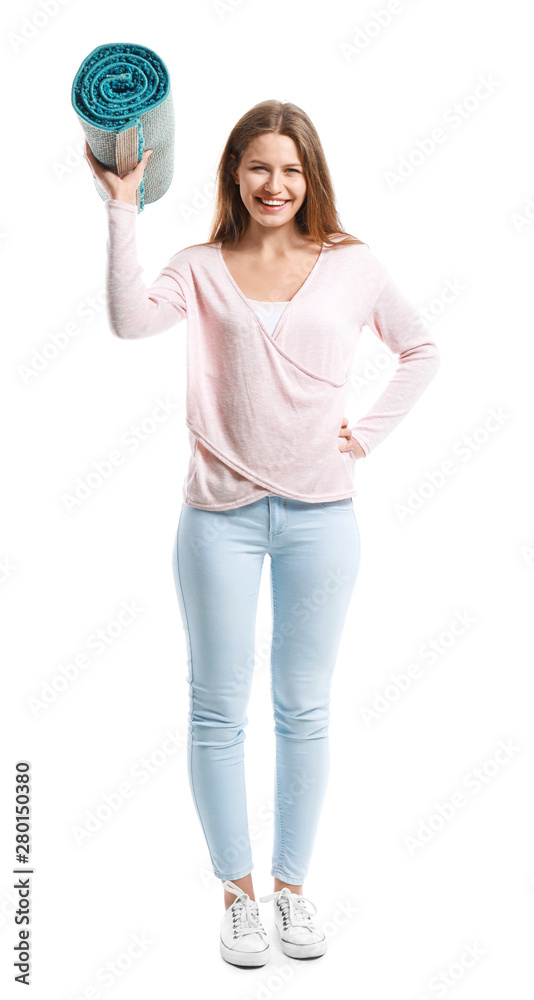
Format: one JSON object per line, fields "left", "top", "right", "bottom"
{"left": 217, "top": 240, "right": 326, "bottom": 342}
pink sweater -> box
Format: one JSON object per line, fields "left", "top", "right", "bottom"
{"left": 105, "top": 199, "right": 440, "bottom": 509}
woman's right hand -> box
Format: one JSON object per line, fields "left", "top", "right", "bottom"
{"left": 83, "top": 138, "right": 153, "bottom": 205}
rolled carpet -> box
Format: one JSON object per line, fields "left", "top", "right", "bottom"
{"left": 72, "top": 42, "right": 174, "bottom": 212}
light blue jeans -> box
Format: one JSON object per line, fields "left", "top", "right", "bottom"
{"left": 171, "top": 494, "right": 360, "bottom": 885}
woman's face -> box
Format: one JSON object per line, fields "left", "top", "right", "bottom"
{"left": 230, "top": 133, "right": 307, "bottom": 230}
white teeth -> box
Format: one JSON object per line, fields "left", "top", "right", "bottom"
{"left": 260, "top": 198, "right": 286, "bottom": 206}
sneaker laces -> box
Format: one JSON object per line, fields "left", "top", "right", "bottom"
{"left": 223, "top": 881, "right": 267, "bottom": 940}
{"left": 259, "top": 886, "right": 317, "bottom": 931}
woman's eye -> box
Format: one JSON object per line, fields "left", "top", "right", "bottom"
{"left": 251, "top": 167, "right": 300, "bottom": 172}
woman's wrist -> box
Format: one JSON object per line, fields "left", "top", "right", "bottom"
{"left": 108, "top": 195, "right": 136, "bottom": 206}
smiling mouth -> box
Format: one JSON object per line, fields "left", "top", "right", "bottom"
{"left": 255, "top": 197, "right": 290, "bottom": 208}
{"left": 255, "top": 195, "right": 290, "bottom": 213}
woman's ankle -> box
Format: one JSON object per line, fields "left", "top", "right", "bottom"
{"left": 273, "top": 877, "right": 303, "bottom": 895}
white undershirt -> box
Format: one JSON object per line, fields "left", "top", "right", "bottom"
{"left": 245, "top": 297, "right": 290, "bottom": 337}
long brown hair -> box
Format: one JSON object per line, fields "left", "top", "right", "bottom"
{"left": 196, "top": 100, "right": 367, "bottom": 250}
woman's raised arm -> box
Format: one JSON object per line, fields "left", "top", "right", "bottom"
{"left": 84, "top": 140, "right": 187, "bottom": 339}
{"left": 103, "top": 200, "right": 187, "bottom": 339}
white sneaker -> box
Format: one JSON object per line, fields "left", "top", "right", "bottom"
{"left": 259, "top": 887, "right": 327, "bottom": 959}
{"left": 220, "top": 881, "right": 270, "bottom": 967}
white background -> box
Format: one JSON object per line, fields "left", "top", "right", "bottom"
{"left": 2, "top": 0, "right": 534, "bottom": 996}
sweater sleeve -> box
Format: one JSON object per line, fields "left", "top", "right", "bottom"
{"left": 350, "top": 273, "right": 440, "bottom": 456}
{"left": 104, "top": 199, "right": 187, "bottom": 339}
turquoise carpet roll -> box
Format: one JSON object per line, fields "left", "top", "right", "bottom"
{"left": 72, "top": 42, "right": 174, "bottom": 212}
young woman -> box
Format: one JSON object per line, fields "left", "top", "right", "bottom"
{"left": 85, "top": 99, "right": 440, "bottom": 968}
